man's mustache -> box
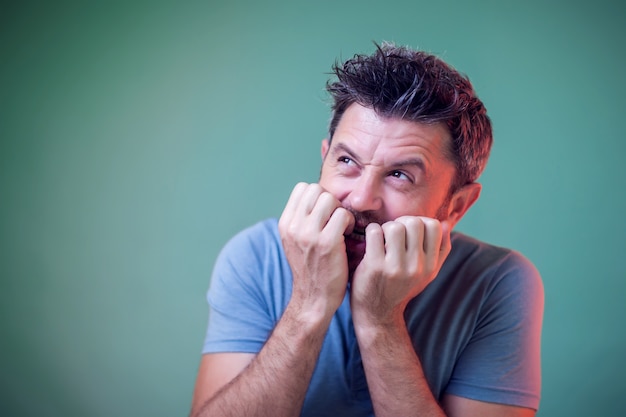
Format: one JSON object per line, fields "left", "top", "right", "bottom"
{"left": 345, "top": 208, "right": 383, "bottom": 230}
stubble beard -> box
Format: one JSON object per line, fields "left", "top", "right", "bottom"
{"left": 344, "top": 195, "right": 451, "bottom": 278}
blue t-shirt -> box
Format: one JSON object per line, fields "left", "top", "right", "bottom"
{"left": 203, "top": 218, "right": 543, "bottom": 415}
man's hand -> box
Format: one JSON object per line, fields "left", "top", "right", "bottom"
{"left": 278, "top": 182, "right": 355, "bottom": 318}
{"left": 350, "top": 216, "right": 451, "bottom": 326}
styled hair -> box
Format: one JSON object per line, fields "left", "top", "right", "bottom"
{"left": 326, "top": 42, "right": 493, "bottom": 191}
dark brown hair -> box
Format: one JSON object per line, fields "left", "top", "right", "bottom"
{"left": 326, "top": 42, "right": 493, "bottom": 191}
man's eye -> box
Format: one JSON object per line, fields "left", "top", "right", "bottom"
{"left": 390, "top": 170, "right": 411, "bottom": 181}
{"left": 338, "top": 156, "right": 354, "bottom": 165}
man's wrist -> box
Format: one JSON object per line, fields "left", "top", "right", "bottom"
{"left": 283, "top": 297, "right": 336, "bottom": 336}
{"left": 351, "top": 301, "right": 406, "bottom": 327}
{"left": 352, "top": 308, "right": 408, "bottom": 344}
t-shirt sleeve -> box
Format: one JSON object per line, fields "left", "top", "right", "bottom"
{"left": 202, "top": 222, "right": 282, "bottom": 354}
{"left": 444, "top": 251, "right": 544, "bottom": 410}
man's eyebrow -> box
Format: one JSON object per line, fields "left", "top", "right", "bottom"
{"left": 330, "top": 143, "right": 360, "bottom": 161}
{"left": 392, "top": 157, "right": 426, "bottom": 172}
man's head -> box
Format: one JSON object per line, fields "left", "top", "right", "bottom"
{"left": 325, "top": 42, "right": 492, "bottom": 194}
{"left": 319, "top": 43, "right": 493, "bottom": 272}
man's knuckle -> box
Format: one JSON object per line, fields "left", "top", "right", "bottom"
{"left": 385, "top": 263, "right": 403, "bottom": 278}
{"left": 382, "top": 221, "right": 403, "bottom": 235}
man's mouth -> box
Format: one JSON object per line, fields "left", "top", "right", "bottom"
{"left": 344, "top": 209, "right": 383, "bottom": 245}
{"left": 343, "top": 220, "right": 371, "bottom": 274}
{"left": 350, "top": 227, "right": 366, "bottom": 241}
{"left": 346, "top": 223, "right": 367, "bottom": 242}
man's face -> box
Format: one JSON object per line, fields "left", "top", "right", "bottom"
{"left": 319, "top": 103, "right": 457, "bottom": 273}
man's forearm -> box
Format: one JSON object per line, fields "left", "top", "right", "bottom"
{"left": 193, "top": 304, "right": 332, "bottom": 417}
{"left": 355, "top": 320, "right": 446, "bottom": 417}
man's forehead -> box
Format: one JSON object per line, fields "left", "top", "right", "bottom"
{"left": 335, "top": 104, "right": 450, "bottom": 142}
{"left": 331, "top": 111, "right": 452, "bottom": 164}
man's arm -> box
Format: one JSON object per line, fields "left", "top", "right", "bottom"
{"left": 190, "top": 352, "right": 255, "bottom": 415}
{"left": 190, "top": 302, "right": 335, "bottom": 417}
{"left": 353, "top": 318, "right": 536, "bottom": 417}
{"left": 350, "top": 217, "right": 536, "bottom": 417}
{"left": 350, "top": 216, "right": 448, "bottom": 417}
{"left": 442, "top": 395, "right": 535, "bottom": 417}
{"left": 190, "top": 183, "right": 355, "bottom": 417}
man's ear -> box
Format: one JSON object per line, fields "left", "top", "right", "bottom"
{"left": 444, "top": 182, "right": 482, "bottom": 228}
{"left": 321, "top": 139, "right": 330, "bottom": 160}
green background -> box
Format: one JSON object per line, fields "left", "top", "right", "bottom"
{"left": 1, "top": 1, "right": 624, "bottom": 416}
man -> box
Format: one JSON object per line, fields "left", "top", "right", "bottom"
{"left": 190, "top": 42, "right": 543, "bottom": 417}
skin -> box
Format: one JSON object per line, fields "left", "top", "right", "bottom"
{"left": 190, "top": 103, "right": 535, "bottom": 417}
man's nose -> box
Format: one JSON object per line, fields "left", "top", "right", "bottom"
{"left": 346, "top": 172, "right": 383, "bottom": 212}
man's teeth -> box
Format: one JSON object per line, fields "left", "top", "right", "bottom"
{"left": 351, "top": 228, "right": 366, "bottom": 240}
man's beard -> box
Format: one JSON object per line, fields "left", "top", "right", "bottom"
{"left": 347, "top": 194, "right": 451, "bottom": 234}
{"left": 344, "top": 195, "right": 451, "bottom": 277}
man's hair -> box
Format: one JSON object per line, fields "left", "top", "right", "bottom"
{"left": 326, "top": 42, "right": 493, "bottom": 191}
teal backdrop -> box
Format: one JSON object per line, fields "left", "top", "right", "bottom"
{"left": 1, "top": 1, "right": 624, "bottom": 416}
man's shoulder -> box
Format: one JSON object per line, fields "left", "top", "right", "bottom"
{"left": 446, "top": 231, "right": 541, "bottom": 286}
{"left": 222, "top": 218, "right": 280, "bottom": 250}
{"left": 210, "top": 217, "right": 288, "bottom": 295}
{"left": 450, "top": 231, "right": 513, "bottom": 257}
{"left": 212, "top": 218, "right": 283, "bottom": 275}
